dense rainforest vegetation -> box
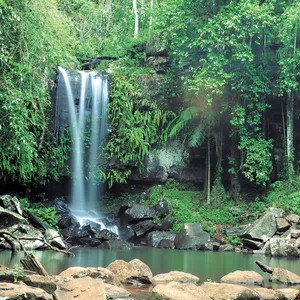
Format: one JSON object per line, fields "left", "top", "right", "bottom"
{"left": 0, "top": 0, "right": 300, "bottom": 220}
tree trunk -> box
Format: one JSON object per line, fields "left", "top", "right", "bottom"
{"left": 286, "top": 91, "right": 294, "bottom": 181}
{"left": 149, "top": 0, "right": 154, "bottom": 30}
{"left": 207, "top": 137, "right": 211, "bottom": 205}
{"left": 229, "top": 132, "right": 240, "bottom": 201}
{"left": 133, "top": 0, "right": 139, "bottom": 39}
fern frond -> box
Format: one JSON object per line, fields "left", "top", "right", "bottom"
{"left": 189, "top": 123, "right": 205, "bottom": 147}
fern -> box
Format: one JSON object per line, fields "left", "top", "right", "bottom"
{"left": 189, "top": 123, "right": 205, "bottom": 148}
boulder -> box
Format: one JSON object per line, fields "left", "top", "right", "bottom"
{"left": 118, "top": 226, "right": 135, "bottom": 241}
{"left": 146, "top": 231, "right": 176, "bottom": 247}
{"left": 1, "top": 224, "right": 45, "bottom": 250}
{"left": 276, "top": 218, "right": 290, "bottom": 233}
{"left": 45, "top": 228, "right": 66, "bottom": 249}
{"left": 219, "top": 244, "right": 234, "bottom": 252}
{"left": 22, "top": 275, "right": 62, "bottom": 294}
{"left": 55, "top": 277, "right": 106, "bottom": 300}
{"left": 253, "top": 287, "right": 277, "bottom": 300}
{"left": 220, "top": 271, "right": 264, "bottom": 286}
{"left": 157, "top": 239, "right": 175, "bottom": 249}
{"left": 286, "top": 214, "right": 300, "bottom": 224}
{"left": 59, "top": 266, "right": 122, "bottom": 287}
{"left": 275, "top": 288, "right": 300, "bottom": 299}
{"left": 0, "top": 207, "right": 27, "bottom": 229}
{"left": 291, "top": 229, "right": 300, "bottom": 239}
{"left": 104, "top": 283, "right": 131, "bottom": 299}
{"left": 269, "top": 238, "right": 300, "bottom": 257}
{"left": 151, "top": 282, "right": 210, "bottom": 300}
{"left": 159, "top": 216, "right": 175, "bottom": 231}
{"left": 200, "top": 282, "right": 260, "bottom": 300}
{"left": 98, "top": 239, "right": 133, "bottom": 250}
{"left": 78, "top": 237, "right": 102, "bottom": 247}
{"left": 53, "top": 197, "right": 70, "bottom": 215}
{"left": 153, "top": 199, "right": 171, "bottom": 218}
{"left": 131, "top": 220, "right": 155, "bottom": 236}
{"left": 242, "top": 238, "right": 264, "bottom": 250}
{"left": 174, "top": 223, "right": 210, "bottom": 250}
{"left": 152, "top": 271, "right": 200, "bottom": 286}
{"left": 107, "top": 259, "right": 152, "bottom": 284}
{"left": 120, "top": 204, "right": 156, "bottom": 225}
{"left": 270, "top": 268, "right": 300, "bottom": 285}
{"left": 0, "top": 195, "right": 23, "bottom": 215}
{"left": 225, "top": 225, "right": 250, "bottom": 237}
{"left": 0, "top": 282, "right": 52, "bottom": 299}
{"left": 198, "top": 242, "right": 220, "bottom": 251}
{"left": 58, "top": 214, "right": 80, "bottom": 230}
{"left": 241, "top": 207, "right": 284, "bottom": 242}
{"left": 94, "top": 229, "right": 118, "bottom": 241}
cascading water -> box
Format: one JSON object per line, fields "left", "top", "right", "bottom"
{"left": 55, "top": 66, "right": 118, "bottom": 234}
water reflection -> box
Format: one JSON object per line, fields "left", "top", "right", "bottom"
{"left": 0, "top": 247, "right": 299, "bottom": 286}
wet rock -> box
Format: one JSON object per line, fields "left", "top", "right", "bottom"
{"left": 220, "top": 271, "right": 264, "bottom": 286}
{"left": 58, "top": 214, "right": 80, "bottom": 230}
{"left": 98, "top": 239, "right": 133, "bottom": 250}
{"left": 152, "top": 271, "right": 200, "bottom": 287}
{"left": 270, "top": 268, "right": 300, "bottom": 285}
{"left": 0, "top": 282, "right": 53, "bottom": 300}
{"left": 107, "top": 259, "right": 152, "bottom": 285}
{"left": 94, "top": 229, "right": 118, "bottom": 241}
{"left": 200, "top": 282, "right": 260, "bottom": 300}
{"left": 78, "top": 237, "right": 102, "bottom": 247}
{"left": 153, "top": 199, "right": 171, "bottom": 218}
{"left": 241, "top": 207, "right": 284, "bottom": 242}
{"left": 0, "top": 207, "right": 27, "bottom": 229}
{"left": 151, "top": 282, "right": 210, "bottom": 300}
{"left": 242, "top": 238, "right": 264, "bottom": 250}
{"left": 59, "top": 266, "right": 122, "bottom": 287}
{"left": 45, "top": 228, "right": 66, "bottom": 249}
{"left": 159, "top": 216, "right": 175, "bottom": 231}
{"left": 276, "top": 218, "right": 290, "bottom": 233}
{"left": 120, "top": 204, "right": 156, "bottom": 225}
{"left": 118, "top": 226, "right": 135, "bottom": 241}
{"left": 225, "top": 225, "right": 249, "bottom": 237}
{"left": 157, "top": 239, "right": 175, "bottom": 249}
{"left": 269, "top": 238, "right": 300, "bottom": 257}
{"left": 146, "top": 231, "right": 176, "bottom": 247}
{"left": 132, "top": 220, "right": 155, "bottom": 236}
{"left": 53, "top": 197, "right": 70, "bottom": 215}
{"left": 198, "top": 242, "right": 220, "bottom": 251}
{"left": 0, "top": 195, "right": 23, "bottom": 215}
{"left": 174, "top": 223, "right": 210, "bottom": 250}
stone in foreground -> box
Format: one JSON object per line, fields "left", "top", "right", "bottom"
{"left": 200, "top": 282, "right": 260, "bottom": 300}
{"left": 270, "top": 268, "right": 300, "bottom": 285}
{"left": 107, "top": 258, "right": 152, "bottom": 284}
{"left": 151, "top": 282, "right": 210, "bottom": 300}
{"left": 220, "top": 270, "right": 264, "bottom": 286}
{"left": 152, "top": 271, "right": 200, "bottom": 287}
{"left": 0, "top": 282, "right": 52, "bottom": 300}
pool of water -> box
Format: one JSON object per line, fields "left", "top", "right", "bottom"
{"left": 1, "top": 247, "right": 299, "bottom": 288}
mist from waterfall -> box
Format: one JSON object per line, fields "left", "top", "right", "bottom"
{"left": 55, "top": 66, "right": 109, "bottom": 220}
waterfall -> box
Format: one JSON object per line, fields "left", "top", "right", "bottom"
{"left": 55, "top": 66, "right": 109, "bottom": 220}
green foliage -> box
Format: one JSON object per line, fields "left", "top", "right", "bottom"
{"left": 20, "top": 198, "right": 59, "bottom": 232}
{"left": 104, "top": 72, "right": 175, "bottom": 187}
{"left": 265, "top": 178, "right": 300, "bottom": 215}
{"left": 227, "top": 235, "right": 241, "bottom": 246}
{"left": 13, "top": 264, "right": 24, "bottom": 283}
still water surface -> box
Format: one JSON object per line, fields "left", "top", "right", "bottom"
{"left": 1, "top": 247, "right": 299, "bottom": 286}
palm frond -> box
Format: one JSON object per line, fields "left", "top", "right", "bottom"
{"left": 189, "top": 123, "right": 205, "bottom": 147}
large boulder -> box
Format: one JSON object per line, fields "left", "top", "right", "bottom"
{"left": 174, "top": 223, "right": 210, "bottom": 250}
{"left": 118, "top": 226, "right": 135, "bottom": 241}
{"left": 241, "top": 207, "right": 284, "bottom": 242}
{"left": 120, "top": 204, "right": 156, "bottom": 225}
{"left": 151, "top": 282, "right": 210, "bottom": 300}
{"left": 0, "top": 282, "right": 52, "bottom": 299}
{"left": 104, "top": 283, "right": 131, "bottom": 299}
{"left": 220, "top": 271, "right": 264, "bottom": 286}
{"left": 131, "top": 220, "right": 155, "bottom": 236}
{"left": 276, "top": 218, "right": 290, "bottom": 233}
{"left": 55, "top": 277, "right": 106, "bottom": 300}
{"left": 0, "top": 195, "right": 23, "bottom": 215}
{"left": 59, "top": 266, "right": 122, "bottom": 287}
{"left": 146, "top": 231, "right": 176, "bottom": 247}
{"left": 200, "top": 282, "right": 260, "bottom": 300}
{"left": 275, "top": 288, "right": 300, "bottom": 299}
{"left": 53, "top": 197, "right": 70, "bottom": 215}
{"left": 270, "top": 268, "right": 300, "bottom": 285}
{"left": 286, "top": 214, "right": 300, "bottom": 224}
{"left": 0, "top": 206, "right": 27, "bottom": 229}
{"left": 45, "top": 228, "right": 66, "bottom": 249}
{"left": 153, "top": 199, "right": 171, "bottom": 218}
{"left": 152, "top": 271, "right": 200, "bottom": 287}
{"left": 269, "top": 238, "right": 300, "bottom": 257}
{"left": 107, "top": 258, "right": 152, "bottom": 285}
{"left": 98, "top": 239, "right": 133, "bottom": 250}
